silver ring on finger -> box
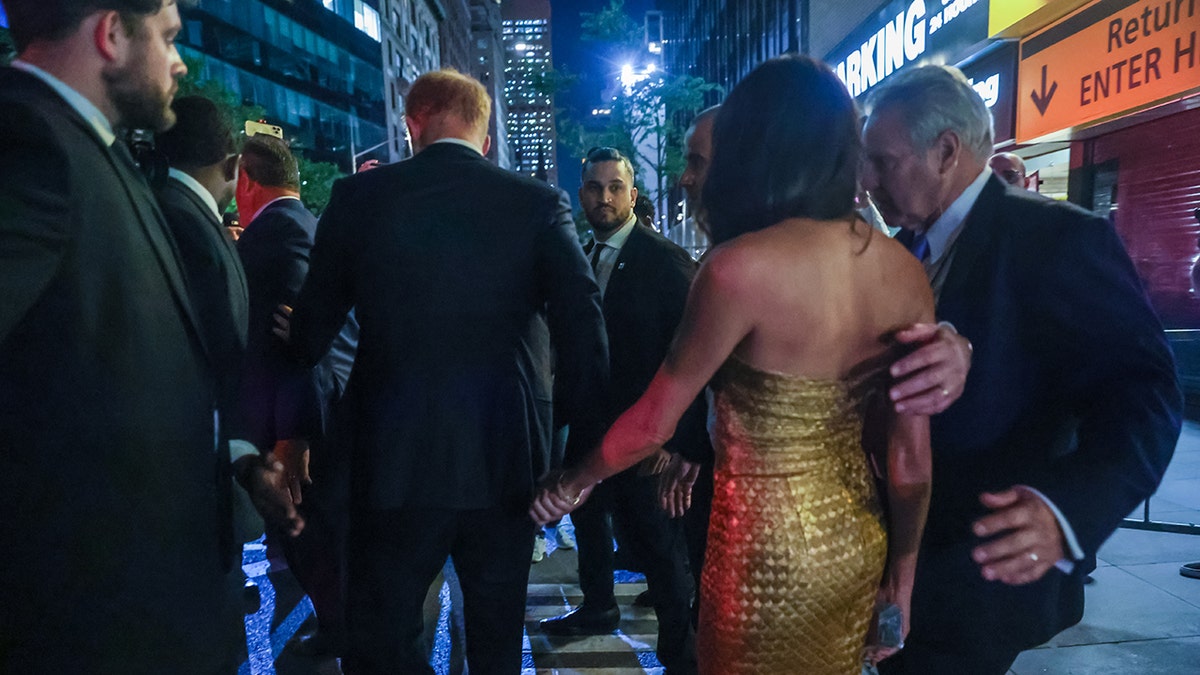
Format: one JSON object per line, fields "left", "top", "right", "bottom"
{"left": 1028, "top": 552, "right": 1039, "bottom": 562}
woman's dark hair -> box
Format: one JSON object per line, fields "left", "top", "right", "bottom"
{"left": 703, "top": 54, "right": 861, "bottom": 246}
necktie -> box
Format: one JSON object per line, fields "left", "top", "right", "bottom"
{"left": 908, "top": 230, "right": 930, "bottom": 262}
{"left": 590, "top": 243, "right": 606, "bottom": 271}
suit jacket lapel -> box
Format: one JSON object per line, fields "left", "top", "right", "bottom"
{"left": 170, "top": 179, "right": 249, "bottom": 334}
{"left": 601, "top": 224, "right": 647, "bottom": 311}
{"left": 105, "top": 139, "right": 213, "bottom": 364}
{"left": 936, "top": 176, "right": 1005, "bottom": 316}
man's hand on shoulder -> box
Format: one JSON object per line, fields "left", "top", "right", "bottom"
{"left": 889, "top": 322, "right": 972, "bottom": 414}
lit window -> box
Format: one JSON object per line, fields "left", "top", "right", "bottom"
{"left": 354, "top": 0, "right": 381, "bottom": 42}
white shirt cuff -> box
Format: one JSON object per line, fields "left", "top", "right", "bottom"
{"left": 1018, "top": 484, "right": 1085, "bottom": 574}
{"left": 229, "top": 439, "right": 260, "bottom": 464}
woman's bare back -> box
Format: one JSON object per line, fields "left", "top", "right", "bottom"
{"left": 713, "top": 217, "right": 935, "bottom": 381}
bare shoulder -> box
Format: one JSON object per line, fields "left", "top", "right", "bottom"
{"left": 693, "top": 235, "right": 779, "bottom": 304}
{"left": 868, "top": 230, "right": 935, "bottom": 321}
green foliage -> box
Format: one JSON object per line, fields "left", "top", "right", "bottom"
{"left": 580, "top": 0, "right": 642, "bottom": 48}
{"left": 559, "top": 75, "right": 721, "bottom": 192}
{"left": 177, "top": 55, "right": 266, "bottom": 149}
{"left": 177, "top": 54, "right": 345, "bottom": 214}
{"left": 295, "top": 155, "right": 342, "bottom": 217}
{"left": 0, "top": 27, "right": 16, "bottom": 66}
{"left": 529, "top": 66, "right": 579, "bottom": 100}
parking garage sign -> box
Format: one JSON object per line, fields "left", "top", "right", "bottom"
{"left": 1017, "top": 0, "right": 1200, "bottom": 142}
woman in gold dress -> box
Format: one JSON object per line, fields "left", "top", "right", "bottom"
{"left": 531, "top": 55, "right": 933, "bottom": 674}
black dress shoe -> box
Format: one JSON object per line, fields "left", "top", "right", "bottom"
{"left": 242, "top": 579, "right": 261, "bottom": 615}
{"left": 291, "top": 629, "right": 344, "bottom": 658}
{"left": 539, "top": 604, "right": 620, "bottom": 636}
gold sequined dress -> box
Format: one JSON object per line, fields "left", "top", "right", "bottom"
{"left": 699, "top": 357, "right": 887, "bottom": 675}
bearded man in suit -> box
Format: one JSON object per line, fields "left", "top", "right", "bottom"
{"left": 538, "top": 147, "right": 704, "bottom": 675}
{"left": 0, "top": 1, "right": 264, "bottom": 670}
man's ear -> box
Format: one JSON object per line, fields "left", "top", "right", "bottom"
{"left": 481, "top": 134, "right": 492, "bottom": 157}
{"left": 630, "top": 185, "right": 639, "bottom": 202}
{"left": 93, "top": 11, "right": 128, "bottom": 64}
{"left": 222, "top": 154, "right": 240, "bottom": 182}
{"left": 405, "top": 116, "right": 423, "bottom": 151}
{"left": 934, "top": 130, "right": 961, "bottom": 174}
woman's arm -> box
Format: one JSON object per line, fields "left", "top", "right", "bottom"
{"left": 530, "top": 247, "right": 755, "bottom": 524}
{"left": 877, "top": 408, "right": 931, "bottom": 652}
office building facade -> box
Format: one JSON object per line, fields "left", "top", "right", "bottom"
{"left": 502, "top": 0, "right": 557, "bottom": 186}
{"left": 178, "top": 0, "right": 391, "bottom": 171}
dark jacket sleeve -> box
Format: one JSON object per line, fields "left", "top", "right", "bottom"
{"left": 0, "top": 105, "right": 73, "bottom": 343}
{"left": 1023, "top": 207, "right": 1182, "bottom": 558}
{"left": 536, "top": 189, "right": 609, "bottom": 435}
{"left": 289, "top": 179, "right": 358, "bottom": 369}
{"left": 238, "top": 204, "right": 326, "bottom": 446}
{"left": 657, "top": 247, "right": 712, "bottom": 465}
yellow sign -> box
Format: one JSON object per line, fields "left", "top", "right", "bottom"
{"left": 990, "top": 0, "right": 1055, "bottom": 35}
{"left": 1017, "top": 0, "right": 1200, "bottom": 143}
{"left": 989, "top": 0, "right": 1095, "bottom": 37}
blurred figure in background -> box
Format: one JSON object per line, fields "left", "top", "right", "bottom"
{"left": 988, "top": 151, "right": 1029, "bottom": 189}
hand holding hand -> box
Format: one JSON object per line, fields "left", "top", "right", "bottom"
{"left": 529, "top": 471, "right": 594, "bottom": 526}
{"left": 236, "top": 455, "right": 305, "bottom": 537}
{"left": 971, "top": 486, "right": 1066, "bottom": 585}
{"left": 272, "top": 304, "right": 292, "bottom": 343}
{"left": 271, "top": 438, "right": 311, "bottom": 505}
{"left": 657, "top": 454, "right": 701, "bottom": 518}
{"left": 637, "top": 447, "right": 673, "bottom": 477}
{"left": 889, "top": 322, "right": 972, "bottom": 415}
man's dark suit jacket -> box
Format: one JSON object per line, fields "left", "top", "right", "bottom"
{"left": 910, "top": 175, "right": 1182, "bottom": 652}
{"left": 565, "top": 224, "right": 709, "bottom": 465}
{"left": 237, "top": 198, "right": 333, "bottom": 450}
{"left": 288, "top": 141, "right": 609, "bottom": 513}
{"left": 158, "top": 176, "right": 250, "bottom": 439}
{"left": 0, "top": 67, "right": 242, "bottom": 671}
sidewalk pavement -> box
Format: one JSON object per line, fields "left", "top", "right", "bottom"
{"left": 1009, "top": 419, "right": 1200, "bottom": 674}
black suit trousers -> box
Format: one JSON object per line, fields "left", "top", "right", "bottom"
{"left": 572, "top": 467, "right": 696, "bottom": 674}
{"left": 343, "top": 506, "right": 534, "bottom": 675}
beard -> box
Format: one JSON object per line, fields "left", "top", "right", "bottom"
{"left": 103, "top": 61, "right": 176, "bottom": 133}
{"left": 587, "top": 205, "right": 630, "bottom": 235}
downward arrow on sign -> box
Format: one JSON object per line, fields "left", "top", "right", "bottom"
{"left": 1031, "top": 64, "right": 1057, "bottom": 116}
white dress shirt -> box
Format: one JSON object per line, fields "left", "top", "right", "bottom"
{"left": 591, "top": 214, "right": 637, "bottom": 296}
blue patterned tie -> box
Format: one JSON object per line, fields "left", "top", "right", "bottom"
{"left": 908, "top": 230, "right": 930, "bottom": 262}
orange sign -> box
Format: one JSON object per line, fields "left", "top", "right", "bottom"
{"left": 1016, "top": 0, "right": 1200, "bottom": 143}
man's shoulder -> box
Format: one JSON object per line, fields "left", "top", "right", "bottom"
{"left": 1005, "top": 186, "right": 1095, "bottom": 222}
{"left": 0, "top": 67, "right": 54, "bottom": 107}
{"left": 259, "top": 199, "right": 316, "bottom": 228}
{"left": 628, "top": 224, "right": 694, "bottom": 264}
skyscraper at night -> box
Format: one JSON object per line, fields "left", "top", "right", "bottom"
{"left": 502, "top": 0, "right": 557, "bottom": 186}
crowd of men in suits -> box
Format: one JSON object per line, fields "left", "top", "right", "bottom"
{"left": 0, "top": 1, "right": 1184, "bottom": 674}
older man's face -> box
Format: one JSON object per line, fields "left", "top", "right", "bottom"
{"left": 861, "top": 107, "right": 948, "bottom": 232}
